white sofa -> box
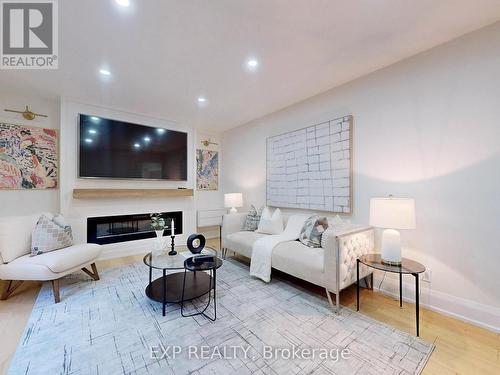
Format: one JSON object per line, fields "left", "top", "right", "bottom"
{"left": 0, "top": 213, "right": 102, "bottom": 303}
{"left": 222, "top": 212, "right": 375, "bottom": 311}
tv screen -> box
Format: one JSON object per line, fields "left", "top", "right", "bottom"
{"left": 78, "top": 114, "right": 188, "bottom": 180}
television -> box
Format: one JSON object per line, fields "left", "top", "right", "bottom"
{"left": 78, "top": 114, "right": 188, "bottom": 180}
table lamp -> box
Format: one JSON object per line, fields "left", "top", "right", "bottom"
{"left": 369, "top": 196, "right": 416, "bottom": 265}
{"left": 224, "top": 193, "right": 243, "bottom": 214}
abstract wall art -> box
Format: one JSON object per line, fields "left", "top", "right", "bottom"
{"left": 266, "top": 115, "right": 352, "bottom": 213}
{"left": 196, "top": 149, "right": 219, "bottom": 190}
{"left": 0, "top": 122, "right": 58, "bottom": 189}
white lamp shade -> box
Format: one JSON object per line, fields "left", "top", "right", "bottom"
{"left": 369, "top": 197, "right": 416, "bottom": 230}
{"left": 224, "top": 193, "right": 243, "bottom": 208}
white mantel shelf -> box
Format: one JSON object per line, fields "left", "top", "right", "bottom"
{"left": 72, "top": 188, "right": 194, "bottom": 199}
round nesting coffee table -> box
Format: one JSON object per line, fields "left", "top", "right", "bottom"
{"left": 143, "top": 246, "right": 222, "bottom": 316}
{"left": 356, "top": 254, "right": 426, "bottom": 336}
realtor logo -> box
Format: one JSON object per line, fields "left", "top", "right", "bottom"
{"left": 1, "top": 0, "right": 58, "bottom": 69}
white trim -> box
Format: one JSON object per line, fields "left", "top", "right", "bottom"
{"left": 373, "top": 274, "right": 500, "bottom": 333}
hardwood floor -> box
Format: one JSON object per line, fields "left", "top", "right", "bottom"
{"left": 0, "top": 239, "right": 498, "bottom": 375}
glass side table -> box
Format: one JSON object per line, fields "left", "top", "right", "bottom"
{"left": 143, "top": 246, "right": 222, "bottom": 316}
{"left": 357, "top": 254, "right": 426, "bottom": 336}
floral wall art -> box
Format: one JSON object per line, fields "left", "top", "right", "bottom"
{"left": 196, "top": 149, "right": 218, "bottom": 190}
{"left": 0, "top": 122, "right": 58, "bottom": 189}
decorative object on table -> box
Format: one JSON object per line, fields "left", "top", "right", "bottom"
{"left": 150, "top": 213, "right": 166, "bottom": 252}
{"left": 224, "top": 192, "right": 243, "bottom": 213}
{"left": 4, "top": 105, "right": 48, "bottom": 120}
{"left": 266, "top": 115, "right": 352, "bottom": 213}
{"left": 369, "top": 196, "right": 416, "bottom": 265}
{"left": 299, "top": 215, "right": 329, "bottom": 248}
{"left": 186, "top": 233, "right": 206, "bottom": 254}
{"left": 168, "top": 218, "right": 177, "bottom": 256}
{"left": 0, "top": 122, "right": 57, "bottom": 189}
{"left": 31, "top": 214, "right": 73, "bottom": 256}
{"left": 196, "top": 149, "right": 219, "bottom": 190}
{"left": 357, "top": 254, "right": 425, "bottom": 336}
{"left": 241, "top": 204, "right": 264, "bottom": 231}
{"left": 256, "top": 207, "right": 284, "bottom": 235}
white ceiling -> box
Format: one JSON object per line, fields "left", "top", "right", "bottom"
{"left": 2, "top": 0, "right": 500, "bottom": 131}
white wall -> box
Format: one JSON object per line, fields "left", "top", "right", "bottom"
{"left": 222, "top": 22, "right": 500, "bottom": 331}
{"left": 0, "top": 94, "right": 60, "bottom": 217}
{"left": 59, "top": 99, "right": 197, "bottom": 259}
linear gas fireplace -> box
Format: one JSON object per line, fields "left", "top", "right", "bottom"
{"left": 87, "top": 211, "right": 183, "bottom": 245}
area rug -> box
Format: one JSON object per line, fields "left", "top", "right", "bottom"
{"left": 8, "top": 259, "right": 434, "bottom": 375}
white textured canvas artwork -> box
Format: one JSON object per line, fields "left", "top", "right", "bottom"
{"left": 267, "top": 115, "right": 352, "bottom": 213}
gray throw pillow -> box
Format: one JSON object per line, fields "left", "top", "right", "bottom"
{"left": 241, "top": 205, "right": 263, "bottom": 231}
{"left": 299, "top": 216, "right": 329, "bottom": 248}
{"left": 31, "top": 214, "right": 73, "bottom": 256}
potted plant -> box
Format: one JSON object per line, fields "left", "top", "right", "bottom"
{"left": 150, "top": 213, "right": 166, "bottom": 238}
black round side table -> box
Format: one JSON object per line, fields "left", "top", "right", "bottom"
{"left": 357, "top": 254, "right": 426, "bottom": 336}
{"left": 143, "top": 246, "right": 222, "bottom": 316}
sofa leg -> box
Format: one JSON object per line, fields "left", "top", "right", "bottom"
{"left": 0, "top": 280, "right": 23, "bottom": 300}
{"left": 81, "top": 263, "right": 100, "bottom": 281}
{"left": 52, "top": 279, "right": 61, "bottom": 303}
{"left": 325, "top": 288, "right": 334, "bottom": 308}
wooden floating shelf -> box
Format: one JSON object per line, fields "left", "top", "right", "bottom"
{"left": 73, "top": 188, "right": 194, "bottom": 199}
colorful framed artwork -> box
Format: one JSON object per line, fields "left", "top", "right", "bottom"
{"left": 196, "top": 149, "right": 219, "bottom": 190}
{"left": 0, "top": 122, "right": 58, "bottom": 189}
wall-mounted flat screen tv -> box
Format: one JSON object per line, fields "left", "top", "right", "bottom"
{"left": 78, "top": 114, "right": 188, "bottom": 180}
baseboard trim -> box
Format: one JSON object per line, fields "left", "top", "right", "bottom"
{"left": 373, "top": 274, "right": 500, "bottom": 333}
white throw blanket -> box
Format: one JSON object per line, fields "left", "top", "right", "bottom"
{"left": 250, "top": 214, "right": 309, "bottom": 282}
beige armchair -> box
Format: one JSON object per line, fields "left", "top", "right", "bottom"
{"left": 0, "top": 213, "right": 102, "bottom": 303}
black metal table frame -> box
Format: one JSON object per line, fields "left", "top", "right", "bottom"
{"left": 356, "top": 259, "right": 421, "bottom": 337}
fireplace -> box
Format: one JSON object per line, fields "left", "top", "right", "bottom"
{"left": 87, "top": 211, "right": 183, "bottom": 245}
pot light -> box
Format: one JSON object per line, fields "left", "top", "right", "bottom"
{"left": 99, "top": 69, "right": 111, "bottom": 77}
{"left": 197, "top": 97, "right": 207, "bottom": 103}
{"left": 143, "top": 136, "right": 151, "bottom": 142}
{"left": 90, "top": 116, "right": 100, "bottom": 122}
{"left": 84, "top": 138, "right": 93, "bottom": 143}
{"left": 156, "top": 128, "right": 166, "bottom": 134}
{"left": 88, "top": 129, "right": 97, "bottom": 134}
{"left": 133, "top": 143, "right": 141, "bottom": 148}
{"left": 115, "top": 0, "right": 130, "bottom": 7}
{"left": 246, "top": 58, "right": 259, "bottom": 71}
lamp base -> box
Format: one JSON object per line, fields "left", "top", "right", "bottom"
{"left": 381, "top": 228, "right": 402, "bottom": 266}
{"left": 229, "top": 207, "right": 237, "bottom": 214}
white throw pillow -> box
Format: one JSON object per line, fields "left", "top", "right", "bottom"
{"left": 256, "top": 207, "right": 284, "bottom": 235}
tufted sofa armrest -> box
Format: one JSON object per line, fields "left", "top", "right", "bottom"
{"left": 322, "top": 226, "right": 375, "bottom": 293}
{"left": 221, "top": 213, "right": 248, "bottom": 240}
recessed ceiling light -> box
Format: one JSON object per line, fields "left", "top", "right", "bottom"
{"left": 115, "top": 0, "right": 130, "bottom": 7}
{"left": 84, "top": 138, "right": 93, "bottom": 143}
{"left": 156, "top": 128, "right": 166, "bottom": 134}
{"left": 246, "top": 58, "right": 259, "bottom": 71}
{"left": 99, "top": 69, "right": 111, "bottom": 76}
{"left": 133, "top": 143, "right": 141, "bottom": 148}
{"left": 143, "top": 136, "right": 151, "bottom": 142}
{"left": 90, "top": 116, "right": 100, "bottom": 122}
{"left": 197, "top": 97, "right": 207, "bottom": 103}
{"left": 88, "top": 129, "right": 97, "bottom": 134}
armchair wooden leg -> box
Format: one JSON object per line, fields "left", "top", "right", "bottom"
{"left": 81, "top": 263, "right": 100, "bottom": 281}
{"left": 1, "top": 280, "right": 23, "bottom": 300}
{"left": 52, "top": 279, "right": 60, "bottom": 303}
{"left": 325, "top": 288, "right": 335, "bottom": 309}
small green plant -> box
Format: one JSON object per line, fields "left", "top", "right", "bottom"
{"left": 150, "top": 213, "right": 166, "bottom": 231}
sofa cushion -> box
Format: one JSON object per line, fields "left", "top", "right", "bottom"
{"left": 272, "top": 240, "right": 325, "bottom": 287}
{"left": 10, "top": 243, "right": 102, "bottom": 273}
{"left": 224, "top": 231, "right": 266, "bottom": 258}
{"left": 299, "top": 216, "right": 328, "bottom": 248}
{"left": 0, "top": 213, "right": 50, "bottom": 263}
{"left": 256, "top": 207, "right": 283, "bottom": 235}
{"left": 241, "top": 205, "right": 263, "bottom": 231}
{"left": 31, "top": 214, "right": 73, "bottom": 256}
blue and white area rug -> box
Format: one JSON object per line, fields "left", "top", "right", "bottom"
{"left": 8, "top": 259, "right": 433, "bottom": 374}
